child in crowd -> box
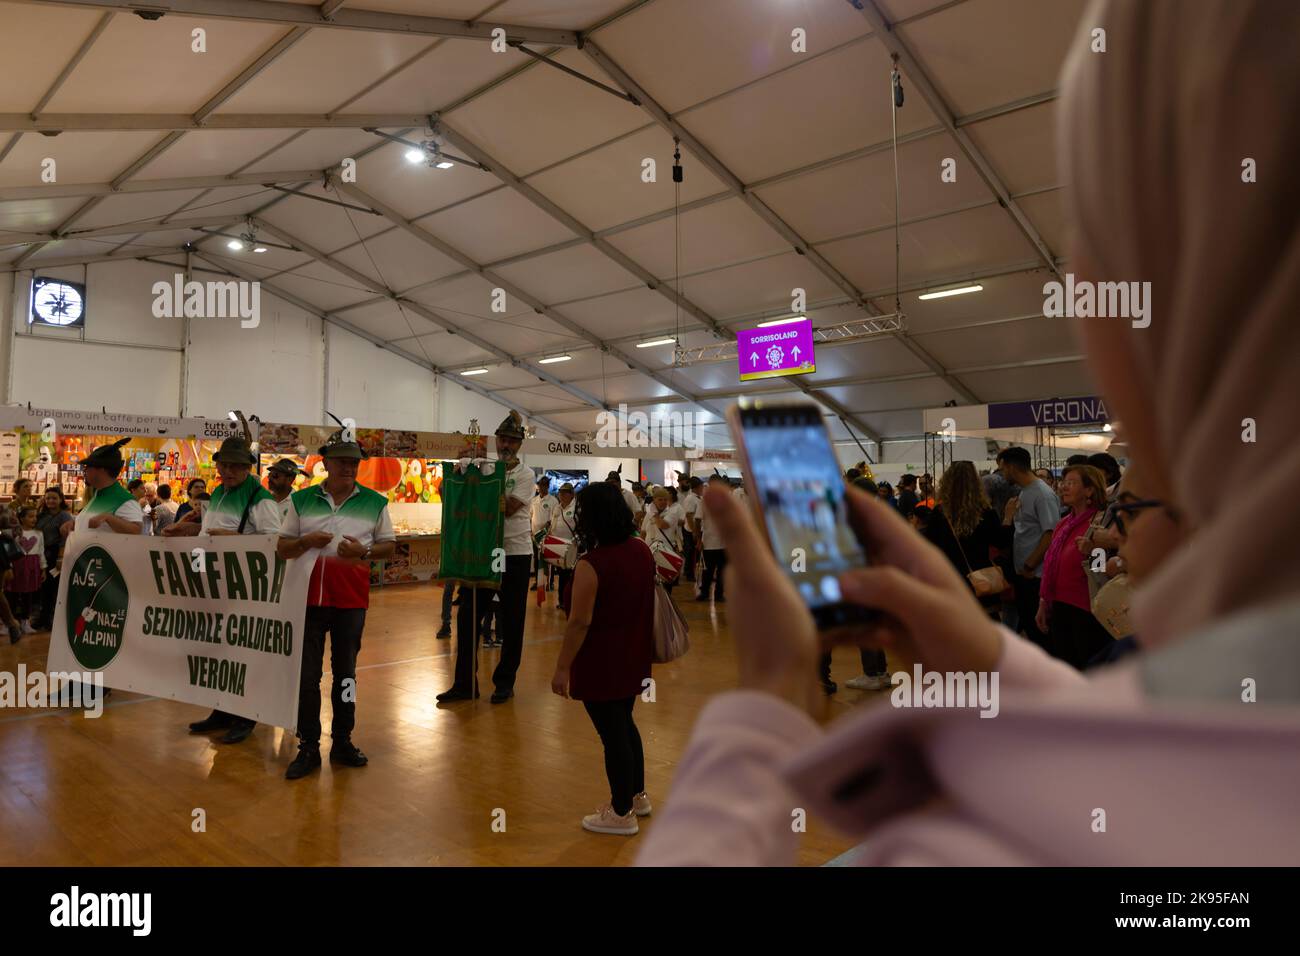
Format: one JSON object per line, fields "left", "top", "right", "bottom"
{"left": 8, "top": 506, "right": 46, "bottom": 634}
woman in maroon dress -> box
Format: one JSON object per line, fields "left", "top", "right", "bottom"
{"left": 551, "top": 482, "right": 656, "bottom": 835}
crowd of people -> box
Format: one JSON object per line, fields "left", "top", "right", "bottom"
{"left": 633, "top": 0, "right": 1299, "bottom": 866}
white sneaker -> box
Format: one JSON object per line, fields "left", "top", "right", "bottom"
{"left": 22, "top": 621, "right": 35, "bottom": 635}
{"left": 632, "top": 792, "right": 652, "bottom": 817}
{"left": 582, "top": 804, "right": 639, "bottom": 835}
{"left": 846, "top": 673, "right": 894, "bottom": 691}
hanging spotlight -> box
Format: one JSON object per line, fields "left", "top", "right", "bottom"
{"left": 672, "top": 142, "right": 683, "bottom": 183}
{"left": 405, "top": 148, "right": 425, "bottom": 164}
{"left": 227, "top": 239, "right": 244, "bottom": 251}
{"left": 253, "top": 245, "right": 268, "bottom": 254}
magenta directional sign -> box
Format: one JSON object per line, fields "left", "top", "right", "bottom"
{"left": 737, "top": 318, "right": 816, "bottom": 382}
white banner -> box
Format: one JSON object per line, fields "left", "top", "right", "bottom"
{"left": 0, "top": 404, "right": 244, "bottom": 441}
{"left": 46, "top": 532, "right": 313, "bottom": 730}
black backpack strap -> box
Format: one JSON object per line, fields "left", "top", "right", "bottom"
{"left": 236, "top": 494, "right": 257, "bottom": 534}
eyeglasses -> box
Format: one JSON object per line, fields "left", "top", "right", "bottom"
{"left": 1110, "top": 498, "right": 1179, "bottom": 534}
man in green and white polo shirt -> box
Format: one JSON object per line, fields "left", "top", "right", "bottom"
{"left": 167, "top": 434, "right": 282, "bottom": 745}
{"left": 64, "top": 438, "right": 146, "bottom": 538}
{"left": 277, "top": 434, "right": 395, "bottom": 780}
{"left": 265, "top": 457, "right": 304, "bottom": 519}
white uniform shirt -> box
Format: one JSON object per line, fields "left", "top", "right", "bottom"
{"left": 621, "top": 487, "right": 641, "bottom": 517}
{"left": 549, "top": 500, "right": 577, "bottom": 540}
{"left": 644, "top": 502, "right": 684, "bottom": 550}
{"left": 73, "top": 486, "right": 145, "bottom": 535}
{"left": 699, "top": 491, "right": 729, "bottom": 550}
{"left": 682, "top": 491, "right": 701, "bottom": 532}
{"left": 502, "top": 460, "right": 535, "bottom": 557}
{"left": 200, "top": 478, "right": 284, "bottom": 536}
{"left": 530, "top": 492, "right": 558, "bottom": 537}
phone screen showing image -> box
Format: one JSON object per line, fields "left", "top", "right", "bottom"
{"left": 738, "top": 405, "right": 875, "bottom": 628}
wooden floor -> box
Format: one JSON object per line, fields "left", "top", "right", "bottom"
{"left": 0, "top": 581, "right": 890, "bottom": 866}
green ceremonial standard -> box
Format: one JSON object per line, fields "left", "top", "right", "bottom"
{"left": 438, "top": 461, "right": 505, "bottom": 588}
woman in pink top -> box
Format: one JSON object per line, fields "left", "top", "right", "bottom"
{"left": 1035, "top": 464, "right": 1111, "bottom": 668}
{"left": 636, "top": 0, "right": 1300, "bottom": 868}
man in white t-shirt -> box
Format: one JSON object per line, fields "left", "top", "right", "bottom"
{"left": 696, "top": 474, "right": 731, "bottom": 602}
{"left": 67, "top": 439, "right": 145, "bottom": 538}
{"left": 679, "top": 476, "right": 702, "bottom": 581}
{"left": 437, "top": 411, "right": 534, "bottom": 705}
{"left": 548, "top": 482, "right": 578, "bottom": 614}
{"left": 168, "top": 435, "right": 284, "bottom": 745}
{"left": 529, "top": 475, "right": 558, "bottom": 574}
{"left": 265, "top": 457, "right": 303, "bottom": 520}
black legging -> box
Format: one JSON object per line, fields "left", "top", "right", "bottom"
{"left": 34, "top": 569, "right": 60, "bottom": 628}
{"left": 583, "top": 696, "right": 644, "bottom": 817}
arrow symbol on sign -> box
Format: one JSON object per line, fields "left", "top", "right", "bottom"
{"left": 792, "top": 346, "right": 801, "bottom": 361}
{"left": 750, "top": 352, "right": 758, "bottom": 367}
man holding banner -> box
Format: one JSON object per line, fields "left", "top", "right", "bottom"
{"left": 168, "top": 434, "right": 283, "bottom": 745}
{"left": 277, "top": 433, "right": 395, "bottom": 781}
{"left": 64, "top": 438, "right": 145, "bottom": 538}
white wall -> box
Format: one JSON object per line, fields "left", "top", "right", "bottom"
{"left": 1, "top": 259, "right": 445, "bottom": 430}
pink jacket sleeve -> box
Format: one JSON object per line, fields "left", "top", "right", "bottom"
{"left": 637, "top": 630, "right": 1083, "bottom": 867}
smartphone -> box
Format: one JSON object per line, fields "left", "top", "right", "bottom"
{"left": 728, "top": 402, "right": 876, "bottom": 630}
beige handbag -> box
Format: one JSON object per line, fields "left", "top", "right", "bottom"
{"left": 944, "top": 510, "right": 1008, "bottom": 598}
{"left": 1091, "top": 572, "right": 1133, "bottom": 639}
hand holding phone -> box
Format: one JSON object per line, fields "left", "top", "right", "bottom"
{"left": 728, "top": 403, "right": 876, "bottom": 631}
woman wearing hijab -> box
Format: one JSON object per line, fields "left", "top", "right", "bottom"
{"left": 636, "top": 0, "right": 1300, "bottom": 866}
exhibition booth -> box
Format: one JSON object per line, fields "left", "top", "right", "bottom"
{"left": 1, "top": 403, "right": 720, "bottom": 586}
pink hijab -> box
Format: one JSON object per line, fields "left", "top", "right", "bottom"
{"left": 1058, "top": 0, "right": 1300, "bottom": 648}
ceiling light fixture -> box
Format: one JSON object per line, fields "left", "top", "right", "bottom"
{"left": 405, "top": 148, "right": 425, "bottom": 164}
{"left": 636, "top": 337, "right": 677, "bottom": 349}
{"left": 756, "top": 315, "right": 806, "bottom": 328}
{"left": 227, "top": 239, "right": 244, "bottom": 251}
{"left": 253, "top": 245, "right": 268, "bottom": 254}
{"left": 537, "top": 354, "right": 571, "bottom": 364}
{"left": 918, "top": 284, "right": 983, "bottom": 300}
{"left": 460, "top": 368, "right": 489, "bottom": 376}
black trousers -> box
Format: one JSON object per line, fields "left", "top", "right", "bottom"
{"left": 583, "top": 697, "right": 644, "bottom": 817}
{"left": 681, "top": 529, "right": 696, "bottom": 581}
{"left": 34, "top": 570, "right": 60, "bottom": 628}
{"left": 452, "top": 554, "right": 531, "bottom": 693}
{"left": 1013, "top": 572, "right": 1048, "bottom": 650}
{"left": 297, "top": 605, "right": 366, "bottom": 749}
{"left": 440, "top": 582, "right": 454, "bottom": 627}
{"left": 699, "top": 549, "right": 726, "bottom": 599}
{"left": 557, "top": 568, "right": 574, "bottom": 615}
{"left": 1047, "top": 601, "right": 1113, "bottom": 670}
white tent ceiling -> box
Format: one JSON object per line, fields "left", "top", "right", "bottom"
{"left": 0, "top": 0, "right": 1091, "bottom": 446}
